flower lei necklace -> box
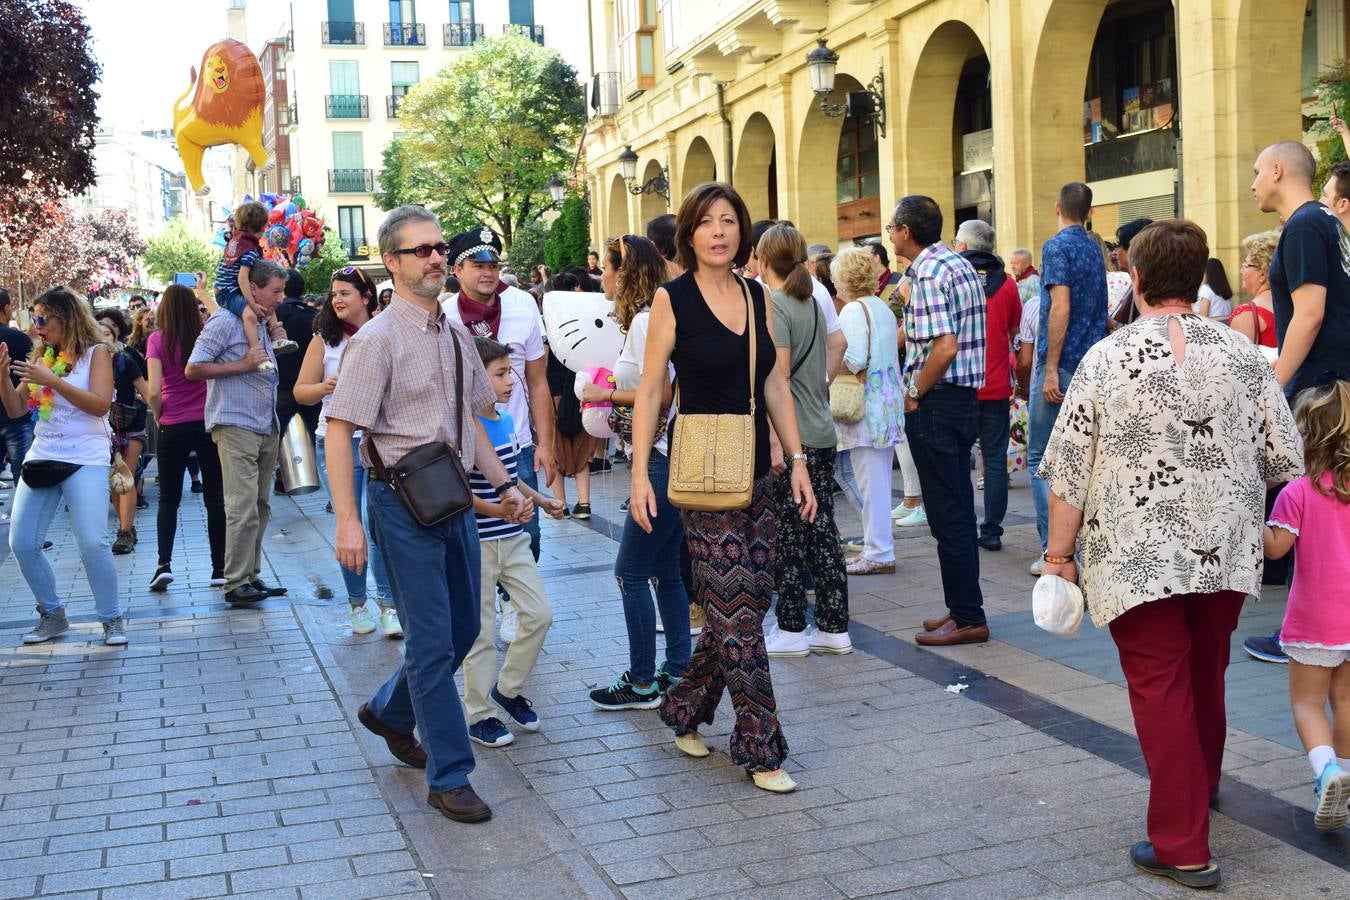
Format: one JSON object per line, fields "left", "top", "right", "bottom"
{"left": 26, "top": 347, "right": 76, "bottom": 421}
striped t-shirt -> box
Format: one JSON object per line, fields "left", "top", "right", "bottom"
{"left": 471, "top": 411, "right": 522, "bottom": 541}
{"left": 215, "top": 234, "right": 262, "bottom": 295}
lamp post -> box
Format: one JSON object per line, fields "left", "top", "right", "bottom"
{"left": 618, "top": 145, "right": 670, "bottom": 202}
{"left": 806, "top": 38, "right": 887, "bottom": 138}
{"left": 547, "top": 175, "right": 567, "bottom": 207}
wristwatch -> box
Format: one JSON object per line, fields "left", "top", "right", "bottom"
{"left": 784, "top": 452, "right": 807, "bottom": 466}
{"left": 493, "top": 477, "right": 518, "bottom": 498}
{"left": 906, "top": 383, "right": 920, "bottom": 400}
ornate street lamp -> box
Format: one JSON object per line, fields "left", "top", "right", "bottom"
{"left": 618, "top": 145, "right": 670, "bottom": 201}
{"left": 807, "top": 38, "right": 887, "bottom": 138}
{"left": 547, "top": 175, "right": 567, "bottom": 207}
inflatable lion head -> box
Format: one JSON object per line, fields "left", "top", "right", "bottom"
{"left": 190, "top": 39, "right": 264, "bottom": 126}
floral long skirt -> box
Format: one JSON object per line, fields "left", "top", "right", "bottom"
{"left": 659, "top": 479, "right": 788, "bottom": 772}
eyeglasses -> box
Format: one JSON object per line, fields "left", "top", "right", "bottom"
{"left": 32, "top": 315, "right": 47, "bottom": 326}
{"left": 392, "top": 242, "right": 451, "bottom": 259}
{"left": 884, "top": 223, "right": 904, "bottom": 235}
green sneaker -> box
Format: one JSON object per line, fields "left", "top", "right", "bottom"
{"left": 351, "top": 605, "right": 377, "bottom": 635}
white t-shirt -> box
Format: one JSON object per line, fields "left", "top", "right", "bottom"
{"left": 757, "top": 275, "right": 841, "bottom": 336}
{"left": 1016, "top": 292, "right": 1041, "bottom": 350}
{"left": 27, "top": 345, "right": 113, "bottom": 466}
{"left": 613, "top": 310, "right": 675, "bottom": 455}
{"left": 441, "top": 284, "right": 545, "bottom": 450}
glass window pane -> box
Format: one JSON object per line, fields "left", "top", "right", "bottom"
{"left": 860, "top": 171, "right": 879, "bottom": 199}
{"left": 639, "top": 34, "right": 653, "bottom": 77}
{"left": 391, "top": 61, "right": 419, "bottom": 85}
{"left": 837, "top": 179, "right": 857, "bottom": 204}
{"left": 859, "top": 144, "right": 878, "bottom": 175}
{"left": 837, "top": 128, "right": 856, "bottom": 155}
{"left": 858, "top": 125, "right": 876, "bottom": 149}
{"left": 836, "top": 155, "right": 855, "bottom": 179}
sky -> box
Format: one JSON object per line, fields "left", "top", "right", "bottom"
{"left": 77, "top": 0, "right": 289, "bottom": 133}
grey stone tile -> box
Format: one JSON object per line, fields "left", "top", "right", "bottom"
{"left": 827, "top": 856, "right": 962, "bottom": 898}
{"left": 40, "top": 861, "right": 166, "bottom": 894}
{"left": 619, "top": 868, "right": 756, "bottom": 900}
{"left": 230, "top": 858, "right": 355, "bottom": 893}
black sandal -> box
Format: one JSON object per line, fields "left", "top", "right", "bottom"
{"left": 1130, "top": 841, "right": 1220, "bottom": 889}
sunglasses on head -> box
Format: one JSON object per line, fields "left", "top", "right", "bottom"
{"left": 392, "top": 242, "right": 451, "bottom": 259}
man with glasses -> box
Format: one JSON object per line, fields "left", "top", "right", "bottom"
{"left": 327, "top": 205, "right": 531, "bottom": 823}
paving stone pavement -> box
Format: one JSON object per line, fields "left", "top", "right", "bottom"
{"left": 0, "top": 457, "right": 1346, "bottom": 898}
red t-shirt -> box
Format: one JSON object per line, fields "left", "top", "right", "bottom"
{"left": 979, "top": 275, "right": 1022, "bottom": 400}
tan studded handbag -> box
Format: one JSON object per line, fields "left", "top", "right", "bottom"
{"left": 666, "top": 278, "right": 756, "bottom": 512}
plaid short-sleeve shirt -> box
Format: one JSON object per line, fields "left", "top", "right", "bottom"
{"left": 902, "top": 242, "right": 987, "bottom": 390}
{"left": 327, "top": 294, "right": 496, "bottom": 472}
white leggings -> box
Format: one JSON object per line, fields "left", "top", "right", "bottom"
{"left": 894, "top": 442, "right": 921, "bottom": 501}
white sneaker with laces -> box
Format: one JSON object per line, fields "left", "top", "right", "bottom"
{"left": 894, "top": 504, "right": 927, "bottom": 526}
{"left": 765, "top": 625, "right": 811, "bottom": 658}
{"left": 351, "top": 604, "right": 377, "bottom": 635}
{"left": 379, "top": 607, "right": 403, "bottom": 638}
{"left": 499, "top": 603, "right": 518, "bottom": 643}
{"left": 1029, "top": 557, "right": 1044, "bottom": 577}
{"left": 808, "top": 627, "right": 853, "bottom": 655}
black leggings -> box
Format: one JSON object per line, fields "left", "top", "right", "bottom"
{"left": 157, "top": 420, "right": 225, "bottom": 571}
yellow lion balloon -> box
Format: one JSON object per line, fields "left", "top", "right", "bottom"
{"left": 173, "top": 38, "right": 268, "bottom": 195}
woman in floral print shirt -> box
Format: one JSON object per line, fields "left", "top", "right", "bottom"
{"left": 1039, "top": 221, "right": 1303, "bottom": 890}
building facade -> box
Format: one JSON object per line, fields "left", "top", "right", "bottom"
{"left": 282, "top": 0, "right": 596, "bottom": 264}
{"left": 584, "top": 0, "right": 1346, "bottom": 271}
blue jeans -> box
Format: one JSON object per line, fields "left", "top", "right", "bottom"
{"left": 904, "top": 386, "right": 985, "bottom": 627}
{"left": 517, "top": 445, "right": 540, "bottom": 561}
{"left": 1027, "top": 362, "right": 1074, "bottom": 551}
{"left": 365, "top": 479, "right": 480, "bottom": 792}
{"left": 833, "top": 449, "right": 864, "bottom": 515}
{"left": 615, "top": 452, "right": 691, "bottom": 683}
{"left": 317, "top": 435, "right": 392, "bottom": 604}
{"left": 10, "top": 464, "right": 121, "bottom": 622}
{"left": 0, "top": 417, "right": 34, "bottom": 480}
{"left": 978, "top": 399, "right": 1011, "bottom": 539}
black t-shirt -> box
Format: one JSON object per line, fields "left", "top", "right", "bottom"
{"left": 274, "top": 297, "right": 316, "bottom": 393}
{"left": 0, "top": 323, "right": 33, "bottom": 425}
{"left": 111, "top": 345, "right": 148, "bottom": 433}
{"left": 1270, "top": 200, "right": 1350, "bottom": 395}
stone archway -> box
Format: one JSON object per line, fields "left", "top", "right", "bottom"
{"left": 902, "top": 20, "right": 990, "bottom": 239}
{"left": 734, "top": 112, "right": 778, "bottom": 221}
{"left": 680, "top": 136, "right": 717, "bottom": 200}
{"left": 795, "top": 73, "right": 863, "bottom": 246}
{"left": 639, "top": 159, "right": 668, "bottom": 227}
{"left": 606, "top": 172, "right": 630, "bottom": 242}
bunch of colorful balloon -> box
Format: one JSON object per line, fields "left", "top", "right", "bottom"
{"left": 245, "top": 193, "right": 327, "bottom": 268}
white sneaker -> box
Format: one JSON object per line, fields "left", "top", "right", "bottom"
{"left": 351, "top": 605, "right": 376, "bottom": 635}
{"left": 379, "top": 607, "right": 403, "bottom": 638}
{"left": 840, "top": 538, "right": 864, "bottom": 554}
{"left": 765, "top": 625, "right": 810, "bottom": 657}
{"left": 894, "top": 505, "right": 927, "bottom": 527}
{"left": 499, "top": 603, "right": 518, "bottom": 643}
{"left": 808, "top": 627, "right": 853, "bottom": 655}
{"left": 1029, "top": 557, "right": 1044, "bottom": 577}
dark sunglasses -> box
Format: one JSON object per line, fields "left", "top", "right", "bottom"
{"left": 392, "top": 242, "right": 451, "bottom": 259}
{"left": 33, "top": 315, "right": 48, "bottom": 326}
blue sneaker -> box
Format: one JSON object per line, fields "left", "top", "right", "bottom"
{"left": 491, "top": 685, "right": 539, "bottom": 733}
{"left": 468, "top": 717, "right": 514, "bottom": 748}
{"left": 1314, "top": 761, "right": 1350, "bottom": 831}
{"left": 1242, "top": 632, "right": 1287, "bottom": 664}
{"left": 654, "top": 663, "right": 682, "bottom": 694}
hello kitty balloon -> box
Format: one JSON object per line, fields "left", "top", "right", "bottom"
{"left": 541, "top": 291, "right": 625, "bottom": 439}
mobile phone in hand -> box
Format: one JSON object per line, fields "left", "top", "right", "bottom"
{"left": 174, "top": 272, "right": 197, "bottom": 287}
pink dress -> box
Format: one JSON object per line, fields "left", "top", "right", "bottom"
{"left": 1269, "top": 474, "right": 1350, "bottom": 649}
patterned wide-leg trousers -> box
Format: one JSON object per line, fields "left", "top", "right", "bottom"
{"left": 770, "top": 445, "right": 849, "bottom": 633}
{"left": 660, "top": 479, "right": 788, "bottom": 772}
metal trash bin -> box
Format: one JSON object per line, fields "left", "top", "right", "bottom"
{"left": 278, "top": 414, "right": 321, "bottom": 495}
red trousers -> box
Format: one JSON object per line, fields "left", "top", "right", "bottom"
{"left": 1108, "top": 591, "right": 1246, "bottom": 866}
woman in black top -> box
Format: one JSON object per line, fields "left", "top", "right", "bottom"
{"left": 629, "top": 182, "right": 817, "bottom": 793}
{"left": 95, "top": 308, "right": 150, "bottom": 555}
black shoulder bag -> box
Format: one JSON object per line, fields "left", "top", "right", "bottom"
{"left": 366, "top": 329, "right": 474, "bottom": 527}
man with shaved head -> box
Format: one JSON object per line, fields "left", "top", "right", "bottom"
{"left": 1252, "top": 141, "right": 1350, "bottom": 395}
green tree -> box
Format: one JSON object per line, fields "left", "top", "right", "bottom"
{"left": 301, "top": 229, "right": 357, "bottom": 296}
{"left": 1313, "top": 59, "right": 1350, "bottom": 184}
{"left": 507, "top": 218, "right": 549, "bottom": 276}
{"left": 376, "top": 32, "right": 585, "bottom": 248}
{"left": 544, "top": 195, "right": 591, "bottom": 272}
{"left": 142, "top": 218, "right": 220, "bottom": 285}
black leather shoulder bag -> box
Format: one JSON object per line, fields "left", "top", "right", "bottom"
{"left": 367, "top": 328, "right": 474, "bottom": 527}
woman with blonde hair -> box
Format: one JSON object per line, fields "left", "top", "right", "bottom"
{"left": 0, "top": 287, "right": 125, "bottom": 645}
{"left": 832, "top": 246, "right": 905, "bottom": 576}
{"left": 758, "top": 223, "right": 851, "bottom": 655}
{"left": 1228, "top": 230, "right": 1280, "bottom": 349}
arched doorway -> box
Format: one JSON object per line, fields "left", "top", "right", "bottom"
{"left": 680, "top": 136, "right": 717, "bottom": 199}
{"left": 903, "top": 21, "right": 990, "bottom": 240}
{"left": 639, "top": 159, "right": 668, "bottom": 227}
{"left": 796, "top": 73, "right": 869, "bottom": 246}
{"left": 606, "top": 173, "right": 629, "bottom": 242}
{"left": 734, "top": 113, "right": 779, "bottom": 221}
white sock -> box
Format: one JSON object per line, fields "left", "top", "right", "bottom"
{"left": 1309, "top": 745, "right": 1336, "bottom": 776}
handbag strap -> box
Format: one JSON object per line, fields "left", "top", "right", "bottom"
{"left": 856, "top": 298, "right": 873, "bottom": 384}
{"left": 739, "top": 276, "right": 757, "bottom": 414}
{"left": 790, "top": 302, "right": 821, "bottom": 378}
{"left": 368, "top": 320, "right": 466, "bottom": 481}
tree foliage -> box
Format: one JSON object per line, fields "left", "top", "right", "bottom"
{"left": 142, "top": 218, "right": 221, "bottom": 285}
{"left": 507, "top": 218, "right": 549, "bottom": 276}
{"left": 301, "top": 229, "right": 359, "bottom": 296}
{"left": 544, "top": 195, "right": 591, "bottom": 272}
{"left": 0, "top": 0, "right": 101, "bottom": 196}
{"left": 0, "top": 207, "right": 145, "bottom": 302}
{"left": 1313, "top": 59, "right": 1350, "bottom": 184}
{"left": 376, "top": 33, "right": 585, "bottom": 248}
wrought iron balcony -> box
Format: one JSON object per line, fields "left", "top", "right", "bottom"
{"left": 444, "top": 22, "right": 485, "bottom": 47}
{"left": 287, "top": 102, "right": 298, "bottom": 127}
{"left": 591, "top": 72, "right": 620, "bottom": 117}
{"left": 321, "top": 21, "right": 365, "bottom": 45}
{"left": 285, "top": 30, "right": 294, "bottom": 52}
{"left": 325, "top": 95, "right": 369, "bottom": 119}
{"left": 289, "top": 176, "right": 302, "bottom": 194}
{"left": 384, "top": 22, "right": 425, "bottom": 46}
{"left": 386, "top": 95, "right": 405, "bottom": 118}
{"left": 503, "top": 23, "right": 544, "bottom": 44}
{"left": 329, "top": 169, "right": 374, "bottom": 193}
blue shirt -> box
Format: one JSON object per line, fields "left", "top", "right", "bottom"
{"left": 187, "top": 310, "right": 279, "bottom": 435}
{"left": 470, "top": 412, "right": 522, "bottom": 541}
{"left": 902, "top": 242, "right": 987, "bottom": 389}
{"left": 1036, "top": 225, "right": 1108, "bottom": 372}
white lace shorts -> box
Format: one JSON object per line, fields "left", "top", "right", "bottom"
{"left": 1282, "top": 644, "right": 1350, "bottom": 668}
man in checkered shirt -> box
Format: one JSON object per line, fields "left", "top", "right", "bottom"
{"left": 888, "top": 195, "right": 990, "bottom": 646}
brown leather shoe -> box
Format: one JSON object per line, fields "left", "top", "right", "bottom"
{"left": 915, "top": 620, "right": 990, "bottom": 646}
{"left": 921, "top": 613, "right": 952, "bottom": 632}
{"left": 427, "top": 785, "right": 492, "bottom": 823}
{"left": 357, "top": 703, "right": 427, "bottom": 768}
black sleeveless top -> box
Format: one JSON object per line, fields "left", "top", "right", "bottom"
{"left": 667, "top": 271, "right": 775, "bottom": 480}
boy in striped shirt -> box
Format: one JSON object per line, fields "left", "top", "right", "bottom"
{"left": 463, "top": 338, "right": 565, "bottom": 747}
